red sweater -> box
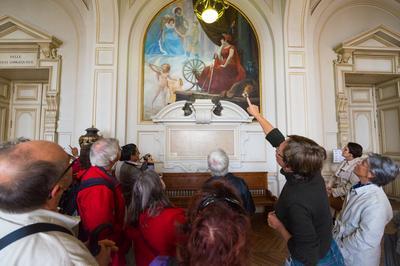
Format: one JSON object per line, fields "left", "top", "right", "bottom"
{"left": 77, "top": 166, "right": 127, "bottom": 266}
{"left": 126, "top": 207, "right": 185, "bottom": 266}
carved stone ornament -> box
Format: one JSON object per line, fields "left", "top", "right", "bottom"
{"left": 336, "top": 93, "right": 348, "bottom": 112}
{"left": 39, "top": 44, "right": 62, "bottom": 59}
{"left": 334, "top": 50, "right": 352, "bottom": 64}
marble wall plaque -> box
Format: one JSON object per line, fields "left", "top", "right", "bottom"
{"left": 0, "top": 52, "right": 37, "bottom": 68}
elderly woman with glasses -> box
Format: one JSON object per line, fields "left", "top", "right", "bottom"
{"left": 247, "top": 98, "right": 344, "bottom": 265}
{"left": 333, "top": 153, "right": 399, "bottom": 266}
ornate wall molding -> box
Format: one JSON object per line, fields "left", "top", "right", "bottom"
{"left": 0, "top": 15, "right": 63, "bottom": 141}
{"left": 334, "top": 25, "right": 400, "bottom": 148}
{"left": 92, "top": 0, "right": 119, "bottom": 137}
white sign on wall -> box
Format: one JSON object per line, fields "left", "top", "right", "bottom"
{"left": 0, "top": 53, "right": 38, "bottom": 68}
{"left": 332, "top": 148, "right": 345, "bottom": 163}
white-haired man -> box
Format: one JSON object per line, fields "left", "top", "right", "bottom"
{"left": 206, "top": 149, "right": 255, "bottom": 214}
{"left": 77, "top": 138, "right": 128, "bottom": 266}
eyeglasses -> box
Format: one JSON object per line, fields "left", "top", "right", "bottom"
{"left": 48, "top": 156, "right": 77, "bottom": 199}
{"left": 275, "top": 149, "right": 284, "bottom": 159}
{"left": 56, "top": 157, "right": 77, "bottom": 184}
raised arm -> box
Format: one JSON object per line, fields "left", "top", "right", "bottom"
{"left": 246, "top": 97, "right": 274, "bottom": 135}
{"left": 246, "top": 97, "right": 285, "bottom": 148}
{"left": 149, "top": 63, "right": 160, "bottom": 74}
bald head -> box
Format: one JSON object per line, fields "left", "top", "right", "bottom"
{"left": 0, "top": 140, "right": 68, "bottom": 213}
{"left": 19, "top": 140, "right": 67, "bottom": 163}
{"left": 0, "top": 141, "right": 68, "bottom": 184}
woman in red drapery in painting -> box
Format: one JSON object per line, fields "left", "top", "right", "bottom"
{"left": 197, "top": 33, "right": 246, "bottom": 95}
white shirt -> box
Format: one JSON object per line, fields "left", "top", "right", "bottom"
{"left": 0, "top": 209, "right": 98, "bottom": 266}
{"left": 331, "top": 157, "right": 362, "bottom": 198}
{"left": 333, "top": 184, "right": 393, "bottom": 266}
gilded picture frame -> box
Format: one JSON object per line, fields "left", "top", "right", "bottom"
{"left": 141, "top": 0, "right": 261, "bottom": 121}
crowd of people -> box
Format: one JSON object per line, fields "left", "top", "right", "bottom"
{"left": 0, "top": 98, "right": 399, "bottom": 266}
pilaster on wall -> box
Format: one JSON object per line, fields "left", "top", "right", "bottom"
{"left": 333, "top": 63, "right": 353, "bottom": 148}
{"left": 92, "top": 0, "right": 119, "bottom": 137}
{"left": 284, "top": 0, "right": 308, "bottom": 136}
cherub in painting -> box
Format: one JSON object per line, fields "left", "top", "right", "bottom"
{"left": 150, "top": 63, "right": 183, "bottom": 109}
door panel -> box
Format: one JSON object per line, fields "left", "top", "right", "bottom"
{"left": 0, "top": 79, "right": 11, "bottom": 142}
{"left": 378, "top": 105, "right": 400, "bottom": 157}
{"left": 0, "top": 106, "right": 8, "bottom": 141}
{"left": 349, "top": 108, "right": 375, "bottom": 152}
{"left": 11, "top": 108, "right": 41, "bottom": 140}
{"left": 376, "top": 79, "right": 400, "bottom": 160}
{"left": 13, "top": 83, "right": 42, "bottom": 105}
{"left": 376, "top": 79, "right": 400, "bottom": 198}
{"left": 9, "top": 82, "right": 43, "bottom": 140}
{"left": 347, "top": 86, "right": 378, "bottom": 153}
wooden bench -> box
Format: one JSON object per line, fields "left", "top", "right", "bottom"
{"left": 162, "top": 172, "right": 277, "bottom": 211}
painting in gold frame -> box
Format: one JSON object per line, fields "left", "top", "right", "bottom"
{"left": 141, "top": 0, "right": 260, "bottom": 121}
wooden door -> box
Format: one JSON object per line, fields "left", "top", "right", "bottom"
{"left": 347, "top": 86, "right": 378, "bottom": 153}
{"left": 376, "top": 78, "right": 400, "bottom": 198}
{"left": 9, "top": 82, "right": 44, "bottom": 140}
{"left": 0, "top": 78, "right": 11, "bottom": 142}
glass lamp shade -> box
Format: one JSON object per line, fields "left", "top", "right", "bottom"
{"left": 201, "top": 8, "right": 218, "bottom": 24}
{"left": 194, "top": 0, "right": 229, "bottom": 24}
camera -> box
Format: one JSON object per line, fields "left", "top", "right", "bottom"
{"left": 142, "top": 153, "right": 152, "bottom": 161}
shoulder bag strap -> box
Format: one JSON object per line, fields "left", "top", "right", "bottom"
{"left": 78, "top": 177, "right": 115, "bottom": 192}
{"left": 0, "top": 222, "right": 72, "bottom": 251}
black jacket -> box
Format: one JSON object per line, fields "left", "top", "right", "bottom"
{"left": 266, "top": 128, "right": 332, "bottom": 265}
{"left": 276, "top": 170, "right": 332, "bottom": 265}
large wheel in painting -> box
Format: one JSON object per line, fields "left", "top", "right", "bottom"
{"left": 182, "top": 58, "right": 205, "bottom": 91}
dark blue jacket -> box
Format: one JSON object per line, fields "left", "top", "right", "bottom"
{"left": 206, "top": 173, "right": 256, "bottom": 214}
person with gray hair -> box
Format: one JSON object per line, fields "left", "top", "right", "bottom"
{"left": 90, "top": 138, "right": 120, "bottom": 168}
{"left": 206, "top": 148, "right": 255, "bottom": 214}
{"left": 0, "top": 140, "right": 115, "bottom": 265}
{"left": 126, "top": 170, "right": 185, "bottom": 266}
{"left": 333, "top": 153, "right": 399, "bottom": 266}
{"left": 76, "top": 138, "right": 129, "bottom": 265}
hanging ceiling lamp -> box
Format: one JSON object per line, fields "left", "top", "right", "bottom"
{"left": 194, "top": 0, "right": 230, "bottom": 24}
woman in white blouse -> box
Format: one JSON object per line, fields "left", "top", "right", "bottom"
{"left": 327, "top": 142, "right": 363, "bottom": 211}
{"left": 333, "top": 153, "right": 399, "bottom": 266}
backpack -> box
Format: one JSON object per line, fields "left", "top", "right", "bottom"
{"left": 58, "top": 173, "right": 117, "bottom": 255}
{"left": 58, "top": 174, "right": 116, "bottom": 216}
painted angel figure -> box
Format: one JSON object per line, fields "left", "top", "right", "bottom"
{"left": 150, "top": 63, "right": 183, "bottom": 109}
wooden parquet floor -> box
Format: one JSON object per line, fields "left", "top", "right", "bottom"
{"left": 249, "top": 213, "right": 288, "bottom": 266}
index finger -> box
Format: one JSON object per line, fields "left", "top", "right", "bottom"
{"left": 246, "top": 96, "right": 252, "bottom": 106}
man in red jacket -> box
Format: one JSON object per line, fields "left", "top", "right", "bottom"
{"left": 77, "top": 138, "right": 128, "bottom": 266}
